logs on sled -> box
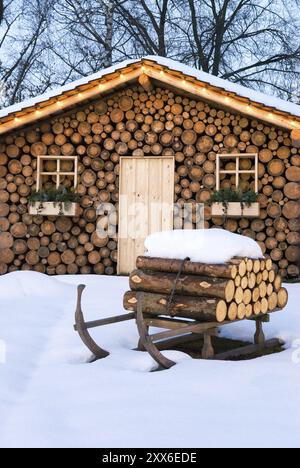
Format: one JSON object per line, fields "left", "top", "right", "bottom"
{"left": 74, "top": 255, "right": 288, "bottom": 369}
{"left": 124, "top": 256, "right": 288, "bottom": 323}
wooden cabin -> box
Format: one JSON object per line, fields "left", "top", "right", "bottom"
{"left": 0, "top": 56, "right": 299, "bottom": 277}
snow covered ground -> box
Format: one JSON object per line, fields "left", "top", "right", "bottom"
{"left": 0, "top": 271, "right": 299, "bottom": 448}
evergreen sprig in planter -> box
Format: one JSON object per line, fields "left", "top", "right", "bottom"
{"left": 28, "top": 187, "right": 80, "bottom": 217}
{"left": 210, "top": 188, "right": 259, "bottom": 218}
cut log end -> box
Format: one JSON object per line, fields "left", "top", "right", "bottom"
{"left": 238, "top": 260, "right": 247, "bottom": 277}
{"left": 268, "top": 292, "right": 278, "bottom": 311}
{"left": 237, "top": 303, "right": 246, "bottom": 320}
{"left": 245, "top": 304, "right": 253, "bottom": 318}
{"left": 253, "top": 259, "right": 262, "bottom": 274}
{"left": 274, "top": 275, "right": 282, "bottom": 292}
{"left": 261, "top": 297, "right": 269, "bottom": 314}
{"left": 235, "top": 286, "right": 244, "bottom": 304}
{"left": 253, "top": 301, "right": 262, "bottom": 316}
{"left": 231, "top": 265, "right": 238, "bottom": 280}
{"left": 131, "top": 273, "right": 142, "bottom": 284}
{"left": 216, "top": 300, "right": 228, "bottom": 323}
{"left": 225, "top": 280, "right": 236, "bottom": 302}
{"left": 228, "top": 302, "right": 238, "bottom": 321}
{"left": 265, "top": 258, "right": 273, "bottom": 271}
{"left": 277, "top": 288, "right": 288, "bottom": 309}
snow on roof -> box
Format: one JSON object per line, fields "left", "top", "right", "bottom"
{"left": 146, "top": 56, "right": 300, "bottom": 118}
{"left": 0, "top": 58, "right": 138, "bottom": 119}
{"left": 0, "top": 55, "right": 299, "bottom": 120}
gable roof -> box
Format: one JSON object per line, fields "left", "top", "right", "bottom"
{"left": 0, "top": 56, "right": 300, "bottom": 136}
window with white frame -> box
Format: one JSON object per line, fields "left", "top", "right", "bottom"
{"left": 216, "top": 153, "right": 259, "bottom": 193}
{"left": 36, "top": 155, "right": 78, "bottom": 191}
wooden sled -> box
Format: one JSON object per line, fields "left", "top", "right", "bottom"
{"left": 74, "top": 285, "right": 284, "bottom": 369}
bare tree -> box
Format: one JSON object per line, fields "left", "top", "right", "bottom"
{"left": 176, "top": 0, "right": 300, "bottom": 99}
{"left": 99, "top": 0, "right": 299, "bottom": 99}
{"left": 48, "top": 0, "right": 120, "bottom": 81}
{"left": 0, "top": 0, "right": 54, "bottom": 106}
{"left": 0, "top": 1, "right": 4, "bottom": 24}
{"left": 112, "top": 0, "right": 173, "bottom": 57}
{"left": 106, "top": 0, "right": 299, "bottom": 99}
{"left": 0, "top": 0, "right": 299, "bottom": 106}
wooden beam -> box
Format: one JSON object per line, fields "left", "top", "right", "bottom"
{"left": 150, "top": 321, "right": 225, "bottom": 342}
{"left": 74, "top": 312, "right": 135, "bottom": 331}
{"left": 145, "top": 317, "right": 193, "bottom": 329}
{"left": 1, "top": 60, "right": 299, "bottom": 135}
{"left": 138, "top": 73, "right": 153, "bottom": 92}
{"left": 213, "top": 338, "right": 284, "bottom": 361}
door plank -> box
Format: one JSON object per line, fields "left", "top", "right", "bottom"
{"left": 118, "top": 157, "right": 174, "bottom": 275}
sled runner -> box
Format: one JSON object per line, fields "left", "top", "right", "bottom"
{"left": 74, "top": 256, "right": 287, "bottom": 369}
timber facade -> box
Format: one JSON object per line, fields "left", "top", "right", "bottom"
{"left": 0, "top": 58, "right": 299, "bottom": 277}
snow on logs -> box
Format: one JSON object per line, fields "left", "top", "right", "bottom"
{"left": 123, "top": 256, "right": 288, "bottom": 323}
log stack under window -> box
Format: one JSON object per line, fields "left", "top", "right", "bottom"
{"left": 0, "top": 84, "right": 299, "bottom": 277}
{"left": 124, "top": 256, "right": 289, "bottom": 323}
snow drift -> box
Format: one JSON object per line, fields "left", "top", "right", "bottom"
{"left": 0, "top": 270, "right": 75, "bottom": 300}
{"left": 0, "top": 272, "right": 299, "bottom": 448}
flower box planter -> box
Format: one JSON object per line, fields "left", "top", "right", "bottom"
{"left": 29, "top": 202, "right": 79, "bottom": 217}
{"left": 211, "top": 202, "right": 260, "bottom": 218}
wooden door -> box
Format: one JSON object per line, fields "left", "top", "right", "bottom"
{"left": 118, "top": 157, "right": 175, "bottom": 274}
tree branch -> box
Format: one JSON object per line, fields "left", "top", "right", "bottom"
{"left": 0, "top": 0, "right": 4, "bottom": 24}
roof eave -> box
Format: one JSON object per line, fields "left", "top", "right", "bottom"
{"left": 0, "top": 57, "right": 300, "bottom": 136}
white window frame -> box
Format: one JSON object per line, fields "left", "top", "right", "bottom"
{"left": 216, "top": 153, "right": 259, "bottom": 193}
{"left": 36, "top": 155, "right": 78, "bottom": 191}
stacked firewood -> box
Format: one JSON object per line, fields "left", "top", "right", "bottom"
{"left": 123, "top": 256, "right": 289, "bottom": 323}
{"left": 0, "top": 84, "right": 299, "bottom": 276}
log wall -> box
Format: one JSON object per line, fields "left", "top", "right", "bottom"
{"left": 0, "top": 85, "right": 299, "bottom": 277}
